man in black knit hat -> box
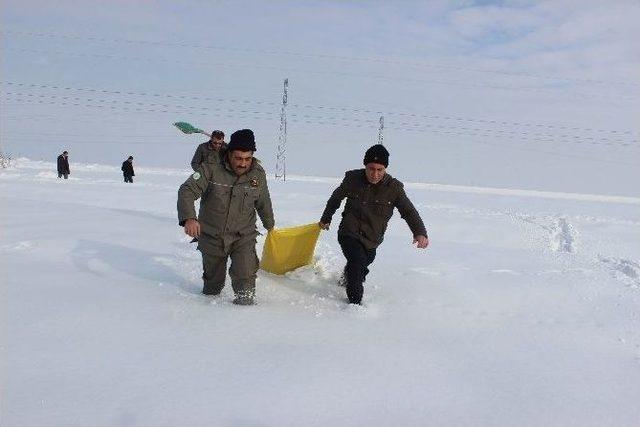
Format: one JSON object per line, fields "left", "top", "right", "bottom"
{"left": 178, "top": 129, "right": 274, "bottom": 305}
{"left": 319, "top": 144, "right": 429, "bottom": 305}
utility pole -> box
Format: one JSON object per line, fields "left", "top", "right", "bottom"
{"left": 378, "top": 115, "right": 384, "bottom": 145}
{"left": 275, "top": 78, "right": 288, "bottom": 180}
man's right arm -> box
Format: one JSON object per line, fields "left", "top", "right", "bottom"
{"left": 319, "top": 175, "right": 348, "bottom": 229}
{"left": 177, "top": 165, "right": 211, "bottom": 226}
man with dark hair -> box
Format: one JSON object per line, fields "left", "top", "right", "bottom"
{"left": 191, "top": 130, "right": 226, "bottom": 171}
{"left": 121, "top": 156, "right": 135, "bottom": 183}
{"left": 319, "top": 144, "right": 429, "bottom": 305}
{"left": 178, "top": 129, "right": 274, "bottom": 305}
{"left": 57, "top": 151, "right": 70, "bottom": 179}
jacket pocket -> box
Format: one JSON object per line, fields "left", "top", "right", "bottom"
{"left": 372, "top": 200, "right": 394, "bottom": 219}
{"left": 208, "top": 183, "right": 231, "bottom": 214}
{"left": 242, "top": 188, "right": 259, "bottom": 213}
{"left": 345, "top": 188, "right": 363, "bottom": 201}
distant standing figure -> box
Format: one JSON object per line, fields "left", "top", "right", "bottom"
{"left": 191, "top": 130, "right": 226, "bottom": 171}
{"left": 121, "top": 156, "right": 135, "bottom": 183}
{"left": 57, "top": 151, "right": 70, "bottom": 179}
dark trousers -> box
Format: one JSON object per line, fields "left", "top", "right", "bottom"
{"left": 124, "top": 174, "right": 133, "bottom": 183}
{"left": 338, "top": 234, "right": 377, "bottom": 304}
{"left": 58, "top": 173, "right": 68, "bottom": 179}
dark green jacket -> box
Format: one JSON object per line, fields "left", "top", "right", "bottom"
{"left": 178, "top": 156, "right": 274, "bottom": 239}
{"left": 321, "top": 169, "right": 427, "bottom": 249}
{"left": 191, "top": 141, "right": 228, "bottom": 171}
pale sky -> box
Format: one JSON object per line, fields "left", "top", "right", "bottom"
{"left": 1, "top": 0, "right": 639, "bottom": 194}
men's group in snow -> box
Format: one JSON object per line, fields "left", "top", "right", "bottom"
{"left": 57, "top": 151, "right": 136, "bottom": 183}
{"left": 178, "top": 128, "right": 429, "bottom": 306}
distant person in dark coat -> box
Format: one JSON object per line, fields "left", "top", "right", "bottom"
{"left": 319, "top": 144, "right": 429, "bottom": 305}
{"left": 121, "top": 156, "right": 135, "bottom": 183}
{"left": 191, "top": 130, "right": 226, "bottom": 171}
{"left": 57, "top": 151, "right": 70, "bottom": 179}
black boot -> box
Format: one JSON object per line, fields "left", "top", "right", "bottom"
{"left": 346, "top": 282, "right": 363, "bottom": 305}
{"left": 232, "top": 290, "right": 255, "bottom": 305}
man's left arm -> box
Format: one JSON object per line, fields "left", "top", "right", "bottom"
{"left": 394, "top": 184, "right": 429, "bottom": 248}
{"left": 256, "top": 179, "right": 275, "bottom": 231}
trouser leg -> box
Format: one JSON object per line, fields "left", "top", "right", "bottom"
{"left": 228, "top": 234, "right": 259, "bottom": 299}
{"left": 338, "top": 235, "right": 377, "bottom": 304}
{"left": 199, "top": 241, "right": 228, "bottom": 295}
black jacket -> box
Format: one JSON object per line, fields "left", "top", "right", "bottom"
{"left": 57, "top": 155, "right": 70, "bottom": 174}
{"left": 121, "top": 160, "right": 135, "bottom": 176}
{"left": 321, "top": 169, "right": 427, "bottom": 249}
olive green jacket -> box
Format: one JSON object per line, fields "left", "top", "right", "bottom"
{"left": 178, "top": 156, "right": 274, "bottom": 239}
{"left": 190, "top": 141, "right": 228, "bottom": 171}
{"left": 320, "top": 169, "right": 427, "bottom": 249}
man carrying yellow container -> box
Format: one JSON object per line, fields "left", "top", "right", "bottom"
{"left": 177, "top": 129, "right": 274, "bottom": 305}
{"left": 319, "top": 144, "right": 429, "bottom": 305}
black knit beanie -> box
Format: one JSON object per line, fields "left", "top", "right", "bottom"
{"left": 363, "top": 144, "right": 389, "bottom": 167}
{"left": 227, "top": 129, "right": 256, "bottom": 152}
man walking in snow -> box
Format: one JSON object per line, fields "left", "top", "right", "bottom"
{"left": 191, "top": 130, "right": 226, "bottom": 171}
{"left": 189, "top": 130, "right": 226, "bottom": 243}
{"left": 57, "top": 150, "right": 70, "bottom": 179}
{"left": 121, "top": 156, "right": 135, "bottom": 183}
{"left": 178, "top": 129, "right": 274, "bottom": 305}
{"left": 319, "top": 144, "right": 429, "bottom": 305}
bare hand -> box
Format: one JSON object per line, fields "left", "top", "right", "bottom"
{"left": 413, "top": 235, "right": 429, "bottom": 249}
{"left": 318, "top": 221, "right": 330, "bottom": 230}
{"left": 184, "top": 218, "right": 201, "bottom": 238}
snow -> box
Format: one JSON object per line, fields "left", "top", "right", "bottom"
{"left": 1, "top": 158, "right": 639, "bottom": 426}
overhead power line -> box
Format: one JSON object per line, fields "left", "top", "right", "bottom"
{"left": 3, "top": 95, "right": 637, "bottom": 149}
{"left": 2, "top": 81, "right": 635, "bottom": 138}
{"left": 4, "top": 29, "right": 638, "bottom": 88}
{"left": 4, "top": 46, "right": 637, "bottom": 103}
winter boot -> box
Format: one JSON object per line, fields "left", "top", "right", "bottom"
{"left": 232, "top": 290, "right": 255, "bottom": 306}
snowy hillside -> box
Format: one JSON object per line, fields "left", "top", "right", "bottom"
{"left": 1, "top": 158, "right": 640, "bottom": 426}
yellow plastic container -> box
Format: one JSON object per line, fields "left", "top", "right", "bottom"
{"left": 260, "top": 223, "right": 321, "bottom": 275}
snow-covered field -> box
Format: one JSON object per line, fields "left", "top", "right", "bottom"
{"left": 1, "top": 158, "right": 640, "bottom": 426}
